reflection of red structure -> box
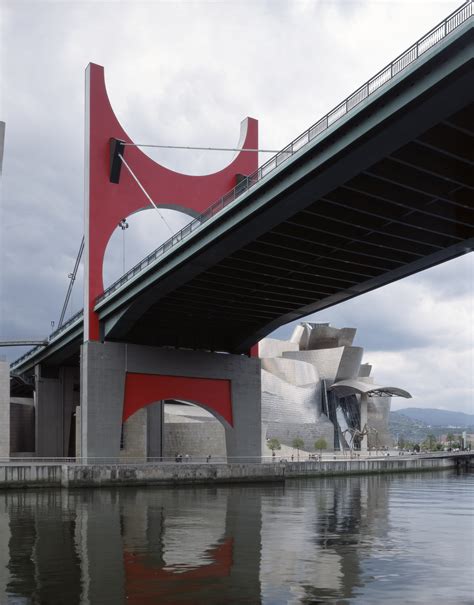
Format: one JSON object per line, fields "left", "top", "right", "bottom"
{"left": 123, "top": 372, "right": 233, "bottom": 426}
{"left": 123, "top": 538, "right": 233, "bottom": 605}
{"left": 84, "top": 63, "right": 258, "bottom": 341}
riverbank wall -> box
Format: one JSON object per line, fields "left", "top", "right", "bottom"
{"left": 0, "top": 455, "right": 463, "bottom": 489}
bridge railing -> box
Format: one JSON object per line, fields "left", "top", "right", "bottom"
{"left": 10, "top": 309, "right": 84, "bottom": 371}
{"left": 0, "top": 451, "right": 470, "bottom": 466}
{"left": 96, "top": 1, "right": 472, "bottom": 306}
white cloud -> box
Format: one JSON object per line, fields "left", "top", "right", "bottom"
{"left": 367, "top": 347, "right": 474, "bottom": 414}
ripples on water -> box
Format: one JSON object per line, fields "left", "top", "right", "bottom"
{"left": 0, "top": 470, "right": 472, "bottom": 604}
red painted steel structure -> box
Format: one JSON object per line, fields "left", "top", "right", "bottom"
{"left": 84, "top": 63, "right": 256, "bottom": 425}
{"left": 84, "top": 62, "right": 258, "bottom": 342}
{"left": 123, "top": 372, "right": 233, "bottom": 426}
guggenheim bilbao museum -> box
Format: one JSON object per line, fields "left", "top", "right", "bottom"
{"left": 121, "top": 322, "right": 411, "bottom": 459}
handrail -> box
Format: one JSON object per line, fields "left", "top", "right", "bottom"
{"left": 0, "top": 451, "right": 469, "bottom": 465}
{"left": 95, "top": 1, "right": 472, "bottom": 306}
{"left": 11, "top": 309, "right": 83, "bottom": 370}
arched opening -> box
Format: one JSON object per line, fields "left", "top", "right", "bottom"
{"left": 120, "top": 373, "right": 232, "bottom": 462}
{"left": 102, "top": 207, "right": 194, "bottom": 289}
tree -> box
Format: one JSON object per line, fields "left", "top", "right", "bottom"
{"left": 422, "top": 434, "right": 437, "bottom": 451}
{"left": 446, "top": 433, "right": 455, "bottom": 449}
{"left": 292, "top": 437, "right": 304, "bottom": 461}
{"left": 267, "top": 438, "right": 281, "bottom": 459}
{"left": 398, "top": 436, "right": 407, "bottom": 450}
{"left": 314, "top": 438, "right": 327, "bottom": 454}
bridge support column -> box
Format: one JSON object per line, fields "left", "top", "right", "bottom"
{"left": 35, "top": 365, "right": 62, "bottom": 457}
{"left": 0, "top": 360, "right": 10, "bottom": 458}
{"left": 80, "top": 341, "right": 262, "bottom": 461}
{"left": 34, "top": 365, "right": 80, "bottom": 458}
{"left": 80, "top": 341, "right": 126, "bottom": 461}
{"left": 147, "top": 402, "right": 164, "bottom": 459}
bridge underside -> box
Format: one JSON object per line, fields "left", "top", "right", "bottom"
{"left": 116, "top": 102, "right": 473, "bottom": 353}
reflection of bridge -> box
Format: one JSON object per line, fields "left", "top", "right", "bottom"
{"left": 0, "top": 475, "right": 392, "bottom": 603}
{"left": 6, "top": 3, "right": 474, "bottom": 461}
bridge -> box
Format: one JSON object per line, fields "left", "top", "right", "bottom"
{"left": 12, "top": 4, "right": 474, "bottom": 374}
{"left": 4, "top": 2, "right": 474, "bottom": 462}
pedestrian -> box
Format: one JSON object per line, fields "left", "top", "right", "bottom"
{"left": 207, "top": 454, "right": 211, "bottom": 463}
{"left": 185, "top": 453, "right": 189, "bottom": 463}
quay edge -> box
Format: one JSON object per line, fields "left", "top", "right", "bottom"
{"left": 0, "top": 455, "right": 469, "bottom": 490}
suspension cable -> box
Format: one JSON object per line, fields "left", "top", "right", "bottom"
{"left": 121, "top": 143, "right": 278, "bottom": 153}
{"left": 118, "top": 153, "right": 174, "bottom": 235}
{"left": 58, "top": 236, "right": 84, "bottom": 328}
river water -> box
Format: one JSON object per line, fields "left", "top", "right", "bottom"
{"left": 0, "top": 470, "right": 472, "bottom": 604}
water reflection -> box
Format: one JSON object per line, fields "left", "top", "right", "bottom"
{"left": 0, "top": 471, "right": 472, "bottom": 604}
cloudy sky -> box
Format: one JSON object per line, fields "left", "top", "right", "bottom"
{"left": 0, "top": 0, "right": 472, "bottom": 413}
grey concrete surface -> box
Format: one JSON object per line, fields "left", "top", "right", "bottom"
{"left": 80, "top": 341, "right": 262, "bottom": 461}
{"left": 10, "top": 401, "right": 34, "bottom": 453}
{"left": 35, "top": 365, "right": 63, "bottom": 457}
{"left": 0, "top": 455, "right": 463, "bottom": 489}
{"left": 147, "top": 402, "right": 163, "bottom": 458}
{"left": 80, "top": 341, "right": 126, "bottom": 460}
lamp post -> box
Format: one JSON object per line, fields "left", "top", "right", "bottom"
{"left": 118, "top": 218, "right": 129, "bottom": 275}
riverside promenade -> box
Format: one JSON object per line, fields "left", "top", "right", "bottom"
{"left": 0, "top": 453, "right": 470, "bottom": 489}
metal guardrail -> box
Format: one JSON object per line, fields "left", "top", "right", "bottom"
{"left": 11, "top": 1, "right": 472, "bottom": 370}
{"left": 95, "top": 0, "right": 472, "bottom": 305}
{"left": 11, "top": 309, "right": 84, "bottom": 370}
{"left": 0, "top": 451, "right": 470, "bottom": 466}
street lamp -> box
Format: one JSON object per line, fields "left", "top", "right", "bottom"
{"left": 118, "top": 218, "right": 129, "bottom": 275}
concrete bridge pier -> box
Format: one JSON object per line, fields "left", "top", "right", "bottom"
{"left": 34, "top": 364, "right": 79, "bottom": 457}
{"left": 80, "top": 341, "right": 262, "bottom": 462}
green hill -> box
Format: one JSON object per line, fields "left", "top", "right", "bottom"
{"left": 394, "top": 407, "right": 474, "bottom": 428}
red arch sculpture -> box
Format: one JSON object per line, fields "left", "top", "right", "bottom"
{"left": 123, "top": 372, "right": 233, "bottom": 427}
{"left": 84, "top": 63, "right": 258, "bottom": 341}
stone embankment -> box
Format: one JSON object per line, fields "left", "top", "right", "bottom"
{"left": 0, "top": 455, "right": 465, "bottom": 489}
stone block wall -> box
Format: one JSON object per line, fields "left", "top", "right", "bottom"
{"left": 164, "top": 421, "right": 225, "bottom": 459}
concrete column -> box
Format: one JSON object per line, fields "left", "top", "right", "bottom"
{"left": 224, "top": 358, "right": 261, "bottom": 462}
{"left": 360, "top": 393, "right": 368, "bottom": 454}
{"left": 80, "top": 341, "right": 126, "bottom": 460}
{"left": 60, "top": 367, "right": 79, "bottom": 457}
{"left": 147, "top": 402, "right": 163, "bottom": 459}
{"left": 0, "top": 360, "right": 10, "bottom": 458}
{"left": 35, "top": 365, "right": 63, "bottom": 457}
